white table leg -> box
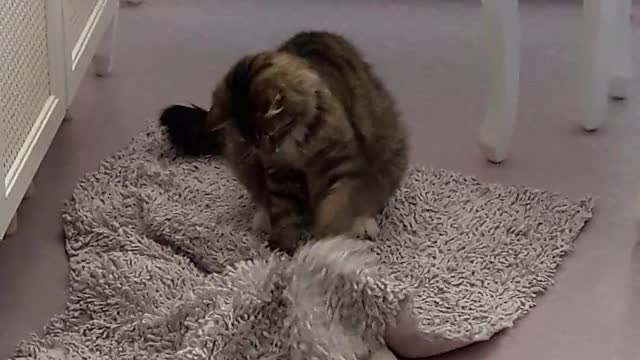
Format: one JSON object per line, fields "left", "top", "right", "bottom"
{"left": 581, "top": 0, "right": 616, "bottom": 131}
{"left": 94, "top": 3, "right": 119, "bottom": 77}
{"left": 479, "top": 0, "right": 520, "bottom": 163}
{"left": 609, "top": 0, "right": 633, "bottom": 100}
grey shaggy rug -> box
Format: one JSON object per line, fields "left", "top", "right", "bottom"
{"left": 15, "top": 124, "right": 593, "bottom": 360}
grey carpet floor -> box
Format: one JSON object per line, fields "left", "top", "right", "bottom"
{"left": 14, "top": 124, "right": 593, "bottom": 359}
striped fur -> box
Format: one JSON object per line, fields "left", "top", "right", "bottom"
{"left": 161, "top": 31, "right": 408, "bottom": 253}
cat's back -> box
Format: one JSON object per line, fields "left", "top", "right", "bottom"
{"left": 278, "top": 31, "right": 373, "bottom": 107}
{"left": 278, "top": 31, "right": 363, "bottom": 69}
{"left": 281, "top": 31, "right": 405, "bottom": 153}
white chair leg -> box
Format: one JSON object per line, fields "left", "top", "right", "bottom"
{"left": 581, "top": 0, "right": 616, "bottom": 131}
{"left": 609, "top": 0, "right": 633, "bottom": 100}
{"left": 94, "top": 5, "right": 119, "bottom": 77}
{"left": 479, "top": 0, "right": 520, "bottom": 163}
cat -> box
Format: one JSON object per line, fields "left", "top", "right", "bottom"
{"left": 160, "top": 31, "right": 409, "bottom": 253}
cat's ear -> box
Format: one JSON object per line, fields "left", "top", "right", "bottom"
{"left": 206, "top": 92, "right": 227, "bottom": 131}
{"left": 264, "top": 93, "right": 284, "bottom": 118}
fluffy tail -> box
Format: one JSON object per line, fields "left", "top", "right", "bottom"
{"left": 159, "top": 104, "right": 225, "bottom": 156}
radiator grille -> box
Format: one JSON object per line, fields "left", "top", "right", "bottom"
{"left": 0, "top": 0, "right": 52, "bottom": 180}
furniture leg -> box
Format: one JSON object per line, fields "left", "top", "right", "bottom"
{"left": 94, "top": 3, "right": 119, "bottom": 77}
{"left": 2, "top": 212, "right": 18, "bottom": 239}
{"left": 609, "top": 0, "right": 633, "bottom": 100}
{"left": 581, "top": 0, "right": 616, "bottom": 130}
{"left": 479, "top": 0, "right": 520, "bottom": 163}
{"left": 24, "top": 181, "right": 35, "bottom": 200}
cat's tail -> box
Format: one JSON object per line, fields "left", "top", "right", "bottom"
{"left": 159, "top": 104, "right": 225, "bottom": 156}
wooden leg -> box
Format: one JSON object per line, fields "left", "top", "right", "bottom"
{"left": 94, "top": 5, "right": 119, "bottom": 77}
{"left": 581, "top": 0, "right": 616, "bottom": 131}
{"left": 479, "top": 0, "right": 520, "bottom": 163}
{"left": 609, "top": 0, "right": 633, "bottom": 100}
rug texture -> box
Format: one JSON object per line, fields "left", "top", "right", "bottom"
{"left": 15, "top": 124, "right": 593, "bottom": 360}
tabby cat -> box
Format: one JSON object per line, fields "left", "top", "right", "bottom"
{"left": 161, "top": 31, "right": 408, "bottom": 253}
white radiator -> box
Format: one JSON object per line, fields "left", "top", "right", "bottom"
{"left": 0, "top": 0, "right": 118, "bottom": 238}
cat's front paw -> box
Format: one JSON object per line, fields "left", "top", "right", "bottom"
{"left": 251, "top": 208, "right": 271, "bottom": 233}
{"left": 351, "top": 217, "right": 379, "bottom": 238}
{"left": 267, "top": 229, "right": 299, "bottom": 255}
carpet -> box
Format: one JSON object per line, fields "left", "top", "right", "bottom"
{"left": 14, "top": 124, "right": 593, "bottom": 359}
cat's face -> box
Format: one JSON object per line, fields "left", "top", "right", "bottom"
{"left": 206, "top": 52, "right": 320, "bottom": 157}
